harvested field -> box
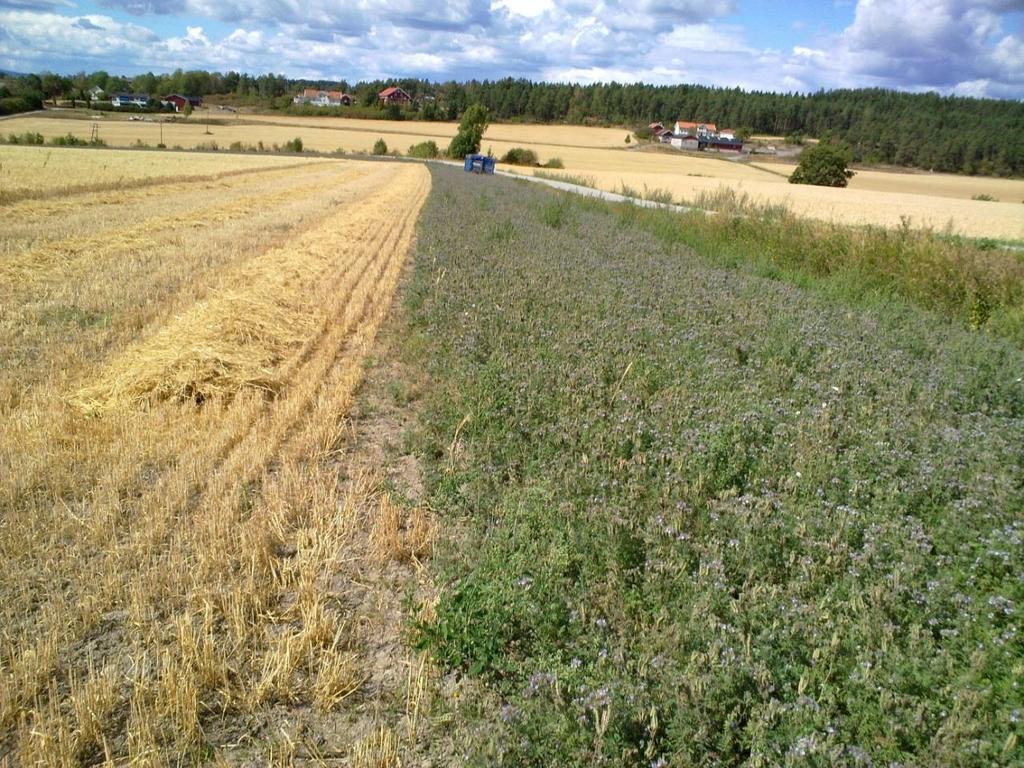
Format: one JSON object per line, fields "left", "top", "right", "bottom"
{"left": 0, "top": 144, "right": 328, "bottom": 203}
{"left": 6, "top": 113, "right": 1021, "bottom": 237}
{"left": 0, "top": 148, "right": 432, "bottom": 763}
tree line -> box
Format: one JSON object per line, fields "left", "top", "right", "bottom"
{"left": 2, "top": 69, "right": 1021, "bottom": 176}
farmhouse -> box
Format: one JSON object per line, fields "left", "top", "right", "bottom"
{"left": 110, "top": 93, "right": 150, "bottom": 108}
{"left": 293, "top": 89, "right": 353, "bottom": 107}
{"left": 88, "top": 85, "right": 105, "bottom": 101}
{"left": 674, "top": 121, "right": 717, "bottom": 138}
{"left": 161, "top": 94, "right": 203, "bottom": 112}
{"left": 378, "top": 86, "right": 412, "bottom": 106}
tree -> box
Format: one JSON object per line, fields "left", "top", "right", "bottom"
{"left": 789, "top": 143, "right": 856, "bottom": 187}
{"left": 447, "top": 103, "right": 489, "bottom": 158}
{"left": 183, "top": 101, "right": 193, "bottom": 118}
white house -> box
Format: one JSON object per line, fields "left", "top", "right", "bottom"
{"left": 293, "top": 88, "right": 352, "bottom": 107}
{"left": 88, "top": 85, "right": 105, "bottom": 101}
{"left": 674, "top": 121, "right": 717, "bottom": 138}
{"left": 110, "top": 93, "right": 150, "bottom": 108}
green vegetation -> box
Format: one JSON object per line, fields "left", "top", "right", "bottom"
{"left": 789, "top": 144, "right": 856, "bottom": 187}
{"left": 2, "top": 132, "right": 44, "bottom": 145}
{"left": 408, "top": 139, "right": 440, "bottom": 158}
{"left": 448, "top": 103, "right": 490, "bottom": 158}
{"left": 533, "top": 170, "right": 597, "bottom": 188}
{"left": 543, "top": 157, "right": 564, "bottom": 169}
{"left": 372, "top": 137, "right": 389, "bottom": 155}
{"left": 405, "top": 167, "right": 1024, "bottom": 766}
{"left": 47, "top": 133, "right": 106, "bottom": 147}
{"left": 973, "top": 193, "right": 998, "bottom": 202}
{"left": 501, "top": 147, "right": 539, "bottom": 166}
{"left": 283, "top": 136, "right": 303, "bottom": 152}
{"left": 6, "top": 68, "right": 1022, "bottom": 175}
{"left": 639, "top": 188, "right": 1024, "bottom": 341}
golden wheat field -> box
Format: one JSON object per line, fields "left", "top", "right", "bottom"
{"left": 4, "top": 112, "right": 1022, "bottom": 238}
{"left": 0, "top": 145, "right": 433, "bottom": 764}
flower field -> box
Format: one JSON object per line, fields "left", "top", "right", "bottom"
{"left": 404, "top": 167, "right": 1024, "bottom": 766}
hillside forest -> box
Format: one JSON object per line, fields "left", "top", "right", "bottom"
{"left": 2, "top": 70, "right": 1022, "bottom": 176}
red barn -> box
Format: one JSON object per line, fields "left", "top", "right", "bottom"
{"left": 378, "top": 86, "right": 412, "bottom": 106}
{"left": 162, "top": 94, "right": 203, "bottom": 113}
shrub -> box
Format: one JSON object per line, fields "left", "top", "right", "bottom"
{"left": 447, "top": 104, "right": 489, "bottom": 158}
{"left": 283, "top": 136, "right": 303, "bottom": 152}
{"left": 501, "top": 147, "right": 539, "bottom": 166}
{"left": 972, "top": 193, "right": 997, "bottom": 202}
{"left": 789, "top": 144, "right": 855, "bottom": 187}
{"left": 407, "top": 140, "right": 440, "bottom": 159}
{"left": 372, "top": 138, "right": 388, "bottom": 155}
{"left": 543, "top": 157, "right": 564, "bottom": 169}
{"left": 4, "top": 132, "right": 44, "bottom": 145}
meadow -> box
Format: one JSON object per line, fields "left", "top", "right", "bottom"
{"left": 402, "top": 167, "right": 1024, "bottom": 766}
{"left": 3, "top": 112, "right": 1022, "bottom": 238}
{"left": 0, "top": 146, "right": 431, "bottom": 763}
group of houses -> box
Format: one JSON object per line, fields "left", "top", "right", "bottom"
{"left": 649, "top": 121, "right": 743, "bottom": 153}
{"left": 292, "top": 85, "right": 413, "bottom": 108}
{"left": 100, "top": 88, "right": 203, "bottom": 113}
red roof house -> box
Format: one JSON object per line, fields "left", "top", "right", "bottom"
{"left": 378, "top": 86, "right": 412, "bottom": 106}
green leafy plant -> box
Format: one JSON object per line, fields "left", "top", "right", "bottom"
{"left": 500, "top": 147, "right": 539, "bottom": 166}
{"left": 407, "top": 140, "right": 440, "bottom": 159}
{"left": 789, "top": 143, "right": 856, "bottom": 187}
{"left": 447, "top": 103, "right": 489, "bottom": 158}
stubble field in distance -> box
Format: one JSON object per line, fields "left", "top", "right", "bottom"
{"left": 0, "top": 146, "right": 431, "bottom": 763}
{"left": 3, "top": 111, "right": 1023, "bottom": 238}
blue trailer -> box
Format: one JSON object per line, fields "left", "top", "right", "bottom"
{"left": 464, "top": 154, "right": 496, "bottom": 174}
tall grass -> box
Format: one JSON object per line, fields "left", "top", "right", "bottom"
{"left": 590, "top": 186, "right": 1024, "bottom": 343}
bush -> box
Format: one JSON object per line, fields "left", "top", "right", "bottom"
{"left": 0, "top": 93, "right": 43, "bottom": 116}
{"left": 543, "top": 157, "right": 564, "bottom": 169}
{"left": 49, "top": 133, "right": 104, "bottom": 147}
{"left": 447, "top": 104, "right": 489, "bottom": 158}
{"left": 4, "top": 132, "right": 44, "bottom": 145}
{"left": 972, "top": 193, "right": 997, "bottom": 202}
{"left": 372, "top": 138, "right": 388, "bottom": 155}
{"left": 789, "top": 144, "right": 855, "bottom": 187}
{"left": 408, "top": 140, "right": 440, "bottom": 159}
{"left": 284, "top": 136, "right": 303, "bottom": 152}
{"left": 500, "top": 147, "right": 539, "bottom": 166}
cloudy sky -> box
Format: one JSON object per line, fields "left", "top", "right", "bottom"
{"left": 1, "top": 0, "right": 1023, "bottom": 97}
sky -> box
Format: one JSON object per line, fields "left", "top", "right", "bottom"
{"left": 1, "top": 0, "right": 1023, "bottom": 98}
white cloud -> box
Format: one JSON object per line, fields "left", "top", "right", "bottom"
{"left": 1, "top": 0, "right": 1022, "bottom": 98}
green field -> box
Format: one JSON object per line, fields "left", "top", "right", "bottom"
{"left": 400, "top": 167, "right": 1023, "bottom": 766}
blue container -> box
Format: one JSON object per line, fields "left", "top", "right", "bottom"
{"left": 464, "top": 154, "right": 496, "bottom": 174}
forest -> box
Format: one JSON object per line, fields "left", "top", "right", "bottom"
{"left": 2, "top": 69, "right": 1021, "bottom": 176}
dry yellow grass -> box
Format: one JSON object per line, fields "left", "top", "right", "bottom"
{"left": 6, "top": 112, "right": 1022, "bottom": 237}
{"left": 0, "top": 143, "right": 327, "bottom": 202}
{"left": 0, "top": 149, "right": 432, "bottom": 763}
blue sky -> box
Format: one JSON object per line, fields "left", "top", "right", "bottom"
{"left": 1, "top": 0, "right": 1022, "bottom": 98}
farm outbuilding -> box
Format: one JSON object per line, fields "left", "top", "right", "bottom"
{"left": 162, "top": 94, "right": 203, "bottom": 112}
